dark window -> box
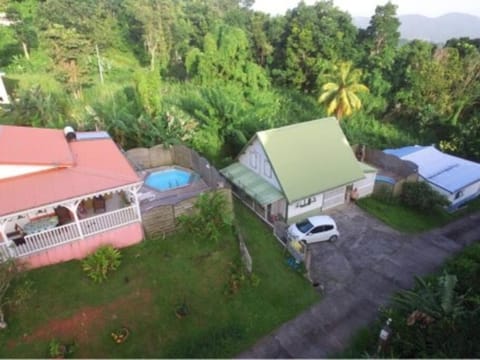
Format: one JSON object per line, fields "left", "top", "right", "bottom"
{"left": 311, "top": 226, "right": 323, "bottom": 234}
{"left": 296, "top": 197, "right": 316, "bottom": 208}
{"left": 296, "top": 219, "right": 314, "bottom": 234}
{"left": 455, "top": 191, "right": 464, "bottom": 200}
{"left": 311, "top": 224, "right": 334, "bottom": 233}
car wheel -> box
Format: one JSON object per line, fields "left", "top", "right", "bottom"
{"left": 329, "top": 235, "right": 338, "bottom": 242}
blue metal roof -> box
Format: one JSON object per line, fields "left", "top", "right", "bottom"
{"left": 76, "top": 131, "right": 111, "bottom": 140}
{"left": 384, "top": 145, "right": 480, "bottom": 194}
{"left": 383, "top": 145, "right": 425, "bottom": 158}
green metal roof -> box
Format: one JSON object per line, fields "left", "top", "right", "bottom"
{"left": 220, "top": 163, "right": 284, "bottom": 205}
{"left": 256, "top": 117, "right": 364, "bottom": 202}
{"left": 359, "top": 161, "right": 377, "bottom": 173}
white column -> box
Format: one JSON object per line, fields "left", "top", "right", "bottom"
{"left": 0, "top": 219, "right": 14, "bottom": 259}
{"left": 126, "top": 184, "right": 143, "bottom": 222}
{"left": 64, "top": 201, "right": 85, "bottom": 239}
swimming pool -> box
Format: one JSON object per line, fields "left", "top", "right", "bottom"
{"left": 375, "top": 175, "right": 396, "bottom": 185}
{"left": 145, "top": 168, "right": 195, "bottom": 191}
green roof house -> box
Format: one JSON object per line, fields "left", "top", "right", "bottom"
{"left": 221, "top": 118, "right": 377, "bottom": 225}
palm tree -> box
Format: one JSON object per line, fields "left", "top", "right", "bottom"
{"left": 318, "top": 62, "right": 369, "bottom": 120}
{"left": 393, "top": 273, "right": 468, "bottom": 327}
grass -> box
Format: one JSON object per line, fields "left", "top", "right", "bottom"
{"left": 0, "top": 200, "right": 318, "bottom": 358}
{"left": 357, "top": 196, "right": 480, "bottom": 233}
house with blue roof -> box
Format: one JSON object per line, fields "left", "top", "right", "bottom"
{"left": 384, "top": 145, "right": 480, "bottom": 211}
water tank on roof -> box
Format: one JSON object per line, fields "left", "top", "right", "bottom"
{"left": 64, "top": 126, "right": 76, "bottom": 142}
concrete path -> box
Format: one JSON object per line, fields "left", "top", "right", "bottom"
{"left": 238, "top": 206, "right": 480, "bottom": 358}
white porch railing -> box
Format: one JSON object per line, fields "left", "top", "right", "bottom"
{"left": 15, "top": 222, "right": 81, "bottom": 257}
{"left": 9, "top": 205, "right": 140, "bottom": 258}
{"left": 0, "top": 242, "right": 11, "bottom": 261}
{"left": 79, "top": 206, "right": 139, "bottom": 237}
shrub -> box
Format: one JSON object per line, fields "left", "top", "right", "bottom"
{"left": 401, "top": 181, "right": 449, "bottom": 211}
{"left": 0, "top": 260, "right": 33, "bottom": 329}
{"left": 81, "top": 245, "right": 121, "bottom": 283}
{"left": 177, "top": 191, "right": 233, "bottom": 244}
{"left": 47, "top": 339, "right": 75, "bottom": 358}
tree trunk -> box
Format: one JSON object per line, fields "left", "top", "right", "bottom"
{"left": 336, "top": 106, "right": 344, "bottom": 121}
{"left": 95, "top": 44, "right": 104, "bottom": 84}
{"left": 22, "top": 42, "right": 30, "bottom": 60}
{"left": 150, "top": 48, "right": 156, "bottom": 72}
{"left": 0, "top": 308, "right": 7, "bottom": 329}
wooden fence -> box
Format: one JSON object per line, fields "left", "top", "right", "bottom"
{"left": 141, "top": 188, "right": 232, "bottom": 238}
{"left": 124, "top": 145, "right": 231, "bottom": 238}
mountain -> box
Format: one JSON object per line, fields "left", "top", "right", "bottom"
{"left": 354, "top": 13, "right": 480, "bottom": 43}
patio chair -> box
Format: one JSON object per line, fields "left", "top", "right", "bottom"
{"left": 93, "top": 195, "right": 106, "bottom": 213}
{"left": 8, "top": 224, "right": 26, "bottom": 246}
{"left": 55, "top": 206, "right": 73, "bottom": 225}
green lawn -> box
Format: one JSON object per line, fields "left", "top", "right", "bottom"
{"left": 357, "top": 196, "right": 480, "bottom": 233}
{"left": 0, "top": 200, "right": 318, "bottom": 358}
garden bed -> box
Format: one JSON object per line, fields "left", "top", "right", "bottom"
{"left": 0, "top": 200, "right": 318, "bottom": 358}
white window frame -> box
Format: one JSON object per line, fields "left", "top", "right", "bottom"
{"left": 249, "top": 151, "right": 258, "bottom": 169}
{"left": 264, "top": 160, "right": 272, "bottom": 178}
{"left": 296, "top": 196, "right": 316, "bottom": 208}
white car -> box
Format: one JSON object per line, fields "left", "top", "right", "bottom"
{"left": 287, "top": 215, "right": 339, "bottom": 244}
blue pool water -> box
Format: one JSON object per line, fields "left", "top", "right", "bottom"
{"left": 145, "top": 169, "right": 192, "bottom": 191}
{"left": 375, "top": 175, "right": 396, "bottom": 185}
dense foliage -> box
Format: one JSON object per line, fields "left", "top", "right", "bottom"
{"left": 177, "top": 191, "right": 233, "bottom": 244}
{"left": 81, "top": 245, "right": 122, "bottom": 283}
{"left": 342, "top": 243, "right": 480, "bottom": 358}
{"left": 401, "top": 182, "right": 449, "bottom": 211}
{"left": 0, "top": 0, "right": 479, "bottom": 164}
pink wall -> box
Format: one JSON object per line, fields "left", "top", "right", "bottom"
{"left": 21, "top": 223, "right": 144, "bottom": 269}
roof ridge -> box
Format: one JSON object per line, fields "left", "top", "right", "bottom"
{"left": 257, "top": 117, "right": 336, "bottom": 136}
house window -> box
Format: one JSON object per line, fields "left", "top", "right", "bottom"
{"left": 296, "top": 197, "right": 316, "bottom": 208}
{"left": 455, "top": 191, "right": 464, "bottom": 200}
{"left": 264, "top": 160, "right": 272, "bottom": 178}
{"left": 249, "top": 151, "right": 258, "bottom": 169}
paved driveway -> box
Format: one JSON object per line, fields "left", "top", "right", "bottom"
{"left": 238, "top": 204, "right": 480, "bottom": 358}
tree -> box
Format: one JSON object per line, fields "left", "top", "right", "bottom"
{"left": 185, "top": 24, "right": 270, "bottom": 92}
{"left": 38, "top": 0, "right": 123, "bottom": 49}
{"left": 5, "top": 8, "right": 38, "bottom": 60}
{"left": 2, "top": 86, "right": 68, "bottom": 128}
{"left": 318, "top": 62, "right": 369, "bottom": 120}
{"left": 273, "top": 1, "right": 358, "bottom": 92}
{"left": 249, "top": 12, "right": 273, "bottom": 67}
{"left": 358, "top": 2, "right": 400, "bottom": 114}
{"left": 0, "top": 259, "right": 32, "bottom": 329}
{"left": 362, "top": 2, "right": 400, "bottom": 72}
{"left": 43, "top": 24, "right": 91, "bottom": 98}
{"left": 125, "top": 0, "right": 174, "bottom": 72}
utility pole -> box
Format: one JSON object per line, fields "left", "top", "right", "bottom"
{"left": 95, "top": 44, "right": 104, "bottom": 84}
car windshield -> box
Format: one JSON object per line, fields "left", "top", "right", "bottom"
{"left": 296, "top": 219, "right": 314, "bottom": 234}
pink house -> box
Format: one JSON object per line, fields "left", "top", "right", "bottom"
{"left": 0, "top": 125, "right": 144, "bottom": 269}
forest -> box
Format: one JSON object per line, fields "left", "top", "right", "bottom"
{"left": 0, "top": 0, "right": 479, "bottom": 166}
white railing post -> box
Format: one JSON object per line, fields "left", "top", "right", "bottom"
{"left": 65, "top": 201, "right": 85, "bottom": 240}
{"left": 8, "top": 205, "right": 139, "bottom": 259}
{"left": 79, "top": 206, "right": 138, "bottom": 238}
{"left": 125, "top": 185, "right": 143, "bottom": 223}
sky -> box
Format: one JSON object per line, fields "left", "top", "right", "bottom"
{"left": 251, "top": 0, "right": 480, "bottom": 18}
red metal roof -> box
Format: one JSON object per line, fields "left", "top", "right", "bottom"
{"left": 0, "top": 125, "right": 74, "bottom": 165}
{"left": 0, "top": 127, "right": 141, "bottom": 217}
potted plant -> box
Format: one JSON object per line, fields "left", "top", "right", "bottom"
{"left": 175, "top": 298, "right": 189, "bottom": 319}
{"left": 48, "top": 339, "right": 75, "bottom": 359}
{"left": 111, "top": 327, "right": 130, "bottom": 344}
